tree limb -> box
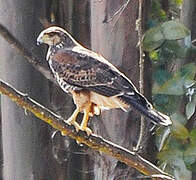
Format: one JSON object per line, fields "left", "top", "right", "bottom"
{"left": 0, "top": 22, "right": 174, "bottom": 180}
{"left": 0, "top": 79, "right": 174, "bottom": 180}
{"left": 135, "top": 0, "right": 145, "bottom": 152}
{"left": 0, "top": 23, "right": 56, "bottom": 83}
{"left": 103, "top": 0, "right": 130, "bottom": 27}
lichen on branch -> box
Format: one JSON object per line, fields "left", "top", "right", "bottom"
{"left": 0, "top": 79, "right": 174, "bottom": 180}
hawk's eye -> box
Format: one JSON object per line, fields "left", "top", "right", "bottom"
{"left": 47, "top": 32, "right": 57, "bottom": 37}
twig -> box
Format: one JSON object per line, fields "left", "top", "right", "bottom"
{"left": 134, "top": 0, "right": 145, "bottom": 152}
{"left": 0, "top": 79, "right": 174, "bottom": 180}
{"left": 0, "top": 24, "right": 56, "bottom": 83}
{"left": 104, "top": 0, "right": 131, "bottom": 26}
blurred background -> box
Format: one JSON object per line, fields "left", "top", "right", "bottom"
{"left": 0, "top": 0, "right": 195, "bottom": 180}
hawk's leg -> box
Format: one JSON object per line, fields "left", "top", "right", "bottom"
{"left": 71, "top": 90, "right": 93, "bottom": 135}
{"left": 80, "top": 106, "right": 92, "bottom": 135}
{"left": 66, "top": 107, "right": 81, "bottom": 131}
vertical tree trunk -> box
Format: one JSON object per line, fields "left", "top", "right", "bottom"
{"left": 91, "top": 0, "right": 151, "bottom": 179}
{"left": 0, "top": 1, "right": 56, "bottom": 179}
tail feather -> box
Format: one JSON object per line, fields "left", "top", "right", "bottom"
{"left": 119, "top": 92, "right": 172, "bottom": 126}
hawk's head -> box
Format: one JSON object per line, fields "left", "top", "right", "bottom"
{"left": 37, "top": 26, "right": 77, "bottom": 48}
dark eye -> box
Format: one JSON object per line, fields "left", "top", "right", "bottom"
{"left": 48, "top": 32, "right": 57, "bottom": 37}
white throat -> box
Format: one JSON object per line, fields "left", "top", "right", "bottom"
{"left": 46, "top": 46, "right": 51, "bottom": 61}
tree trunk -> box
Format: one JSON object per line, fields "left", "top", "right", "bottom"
{"left": 91, "top": 0, "right": 151, "bottom": 179}
{"left": 0, "top": 1, "right": 56, "bottom": 179}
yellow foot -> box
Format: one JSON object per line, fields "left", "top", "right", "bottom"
{"left": 61, "top": 120, "right": 80, "bottom": 136}
{"left": 80, "top": 126, "right": 92, "bottom": 136}
{"left": 63, "top": 107, "right": 81, "bottom": 134}
{"left": 66, "top": 119, "right": 80, "bottom": 131}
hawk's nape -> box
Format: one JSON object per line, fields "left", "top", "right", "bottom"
{"left": 37, "top": 26, "right": 172, "bottom": 135}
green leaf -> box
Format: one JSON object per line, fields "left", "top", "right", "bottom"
{"left": 184, "top": 79, "right": 196, "bottom": 89}
{"left": 194, "top": 94, "right": 196, "bottom": 103}
{"left": 189, "top": 129, "right": 196, "bottom": 143}
{"left": 182, "top": 129, "right": 196, "bottom": 166}
{"left": 171, "top": 113, "right": 187, "bottom": 124}
{"left": 149, "top": 50, "right": 159, "bottom": 61}
{"left": 153, "top": 69, "right": 171, "bottom": 85}
{"left": 158, "top": 148, "right": 183, "bottom": 161}
{"left": 155, "top": 127, "right": 171, "bottom": 151}
{"left": 168, "top": 137, "right": 185, "bottom": 150}
{"left": 142, "top": 20, "right": 190, "bottom": 52}
{"left": 153, "top": 63, "right": 196, "bottom": 95}
{"left": 159, "top": 40, "right": 188, "bottom": 59}
{"left": 180, "top": 63, "right": 196, "bottom": 80}
{"left": 161, "top": 20, "right": 190, "bottom": 40}
{"left": 186, "top": 102, "right": 196, "bottom": 119}
{"left": 158, "top": 149, "right": 191, "bottom": 180}
{"left": 171, "top": 122, "right": 189, "bottom": 140}
{"left": 184, "top": 134, "right": 196, "bottom": 167}
{"left": 173, "top": 159, "right": 192, "bottom": 180}
{"left": 175, "top": 0, "right": 183, "bottom": 6}
{"left": 154, "top": 74, "right": 184, "bottom": 95}
{"left": 142, "top": 26, "right": 164, "bottom": 51}
{"left": 170, "top": 113, "right": 188, "bottom": 139}
{"left": 184, "top": 143, "right": 196, "bottom": 163}
{"left": 153, "top": 95, "right": 181, "bottom": 114}
{"left": 190, "top": 161, "right": 196, "bottom": 172}
{"left": 153, "top": 94, "right": 169, "bottom": 105}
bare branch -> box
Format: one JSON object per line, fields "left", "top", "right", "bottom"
{"left": 0, "top": 79, "right": 174, "bottom": 180}
{"left": 0, "top": 23, "right": 56, "bottom": 83}
{"left": 135, "top": 0, "right": 145, "bottom": 151}
{"left": 103, "top": 0, "right": 131, "bottom": 26}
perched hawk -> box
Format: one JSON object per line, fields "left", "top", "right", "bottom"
{"left": 37, "top": 26, "right": 172, "bottom": 135}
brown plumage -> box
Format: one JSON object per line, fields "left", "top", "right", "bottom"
{"left": 37, "top": 26, "right": 172, "bottom": 135}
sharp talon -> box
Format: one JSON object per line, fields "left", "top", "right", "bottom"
{"left": 65, "top": 119, "right": 81, "bottom": 133}
{"left": 81, "top": 127, "right": 92, "bottom": 136}
{"left": 74, "top": 123, "right": 80, "bottom": 132}
{"left": 86, "top": 128, "right": 92, "bottom": 136}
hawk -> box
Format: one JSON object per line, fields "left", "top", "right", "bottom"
{"left": 37, "top": 26, "right": 172, "bottom": 135}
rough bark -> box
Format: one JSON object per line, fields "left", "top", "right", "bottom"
{"left": 0, "top": 0, "right": 55, "bottom": 179}
{"left": 91, "top": 0, "right": 151, "bottom": 179}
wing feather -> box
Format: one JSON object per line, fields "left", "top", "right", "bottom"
{"left": 50, "top": 49, "right": 136, "bottom": 97}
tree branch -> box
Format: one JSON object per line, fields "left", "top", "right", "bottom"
{"left": 134, "top": 0, "right": 145, "bottom": 152}
{"left": 103, "top": 0, "right": 130, "bottom": 27}
{"left": 0, "top": 79, "right": 174, "bottom": 180}
{"left": 0, "top": 23, "right": 56, "bottom": 83}
{"left": 0, "top": 23, "right": 174, "bottom": 180}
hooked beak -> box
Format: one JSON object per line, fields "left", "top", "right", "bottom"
{"left": 37, "top": 33, "right": 44, "bottom": 45}
{"left": 37, "top": 37, "right": 43, "bottom": 45}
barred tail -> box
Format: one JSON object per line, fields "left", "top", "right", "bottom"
{"left": 119, "top": 92, "right": 172, "bottom": 126}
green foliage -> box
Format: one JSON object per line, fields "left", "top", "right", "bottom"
{"left": 153, "top": 63, "right": 196, "bottom": 95}
{"left": 143, "top": 1, "right": 196, "bottom": 179}
{"left": 186, "top": 102, "right": 196, "bottom": 119}
{"left": 143, "top": 20, "right": 190, "bottom": 52}
{"left": 148, "top": 0, "right": 167, "bottom": 25}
